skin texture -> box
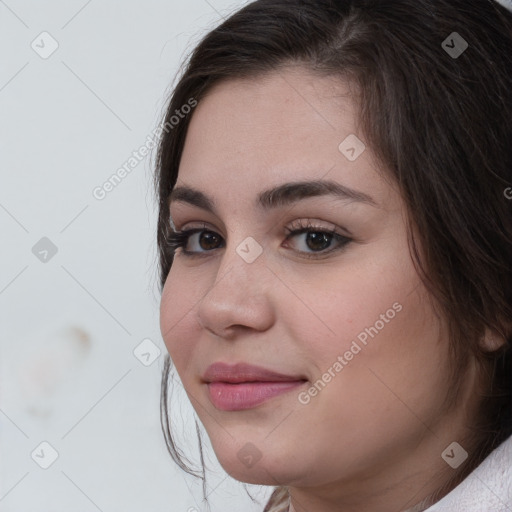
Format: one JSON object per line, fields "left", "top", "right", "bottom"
{"left": 160, "top": 67, "right": 484, "bottom": 512}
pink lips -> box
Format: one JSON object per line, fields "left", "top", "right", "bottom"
{"left": 203, "top": 362, "right": 307, "bottom": 411}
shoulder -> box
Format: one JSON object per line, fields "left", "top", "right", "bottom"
{"left": 425, "top": 434, "right": 512, "bottom": 511}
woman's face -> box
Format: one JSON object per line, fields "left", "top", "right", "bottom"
{"left": 160, "top": 68, "right": 475, "bottom": 504}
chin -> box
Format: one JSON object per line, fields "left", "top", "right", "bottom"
{"left": 215, "top": 447, "right": 305, "bottom": 486}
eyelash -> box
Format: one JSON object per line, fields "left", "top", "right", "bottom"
{"left": 165, "top": 219, "right": 352, "bottom": 260}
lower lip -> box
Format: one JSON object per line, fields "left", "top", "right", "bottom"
{"left": 206, "top": 381, "right": 307, "bottom": 411}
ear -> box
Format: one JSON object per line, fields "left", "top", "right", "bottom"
{"left": 479, "top": 327, "right": 508, "bottom": 352}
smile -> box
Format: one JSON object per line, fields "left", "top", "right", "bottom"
{"left": 206, "top": 381, "right": 307, "bottom": 411}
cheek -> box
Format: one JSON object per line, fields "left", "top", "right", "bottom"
{"left": 159, "top": 266, "right": 204, "bottom": 374}
{"left": 296, "top": 265, "right": 449, "bottom": 426}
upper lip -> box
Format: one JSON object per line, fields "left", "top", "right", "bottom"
{"left": 203, "top": 362, "right": 307, "bottom": 384}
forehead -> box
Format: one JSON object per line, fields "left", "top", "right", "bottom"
{"left": 175, "top": 67, "right": 395, "bottom": 210}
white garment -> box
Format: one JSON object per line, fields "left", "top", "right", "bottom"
{"left": 425, "top": 435, "right": 512, "bottom": 511}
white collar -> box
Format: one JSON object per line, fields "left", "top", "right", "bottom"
{"left": 424, "top": 435, "right": 512, "bottom": 511}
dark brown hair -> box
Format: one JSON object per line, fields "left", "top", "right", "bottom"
{"left": 154, "top": 1, "right": 512, "bottom": 509}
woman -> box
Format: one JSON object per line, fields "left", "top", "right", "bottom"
{"left": 155, "top": 1, "right": 512, "bottom": 510}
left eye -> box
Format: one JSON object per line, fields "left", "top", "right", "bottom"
{"left": 285, "top": 226, "right": 352, "bottom": 258}
{"left": 285, "top": 229, "right": 345, "bottom": 253}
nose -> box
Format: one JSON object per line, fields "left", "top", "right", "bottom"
{"left": 196, "top": 238, "right": 276, "bottom": 339}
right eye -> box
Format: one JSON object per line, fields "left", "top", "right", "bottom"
{"left": 166, "top": 227, "right": 224, "bottom": 257}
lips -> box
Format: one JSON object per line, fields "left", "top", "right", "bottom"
{"left": 202, "top": 362, "right": 306, "bottom": 384}
{"left": 202, "top": 362, "right": 308, "bottom": 411}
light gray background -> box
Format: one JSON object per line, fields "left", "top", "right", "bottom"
{"left": 0, "top": 1, "right": 270, "bottom": 511}
{"left": 1, "top": 1, "right": 511, "bottom": 511}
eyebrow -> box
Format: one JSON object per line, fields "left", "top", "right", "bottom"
{"left": 168, "top": 179, "right": 377, "bottom": 215}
